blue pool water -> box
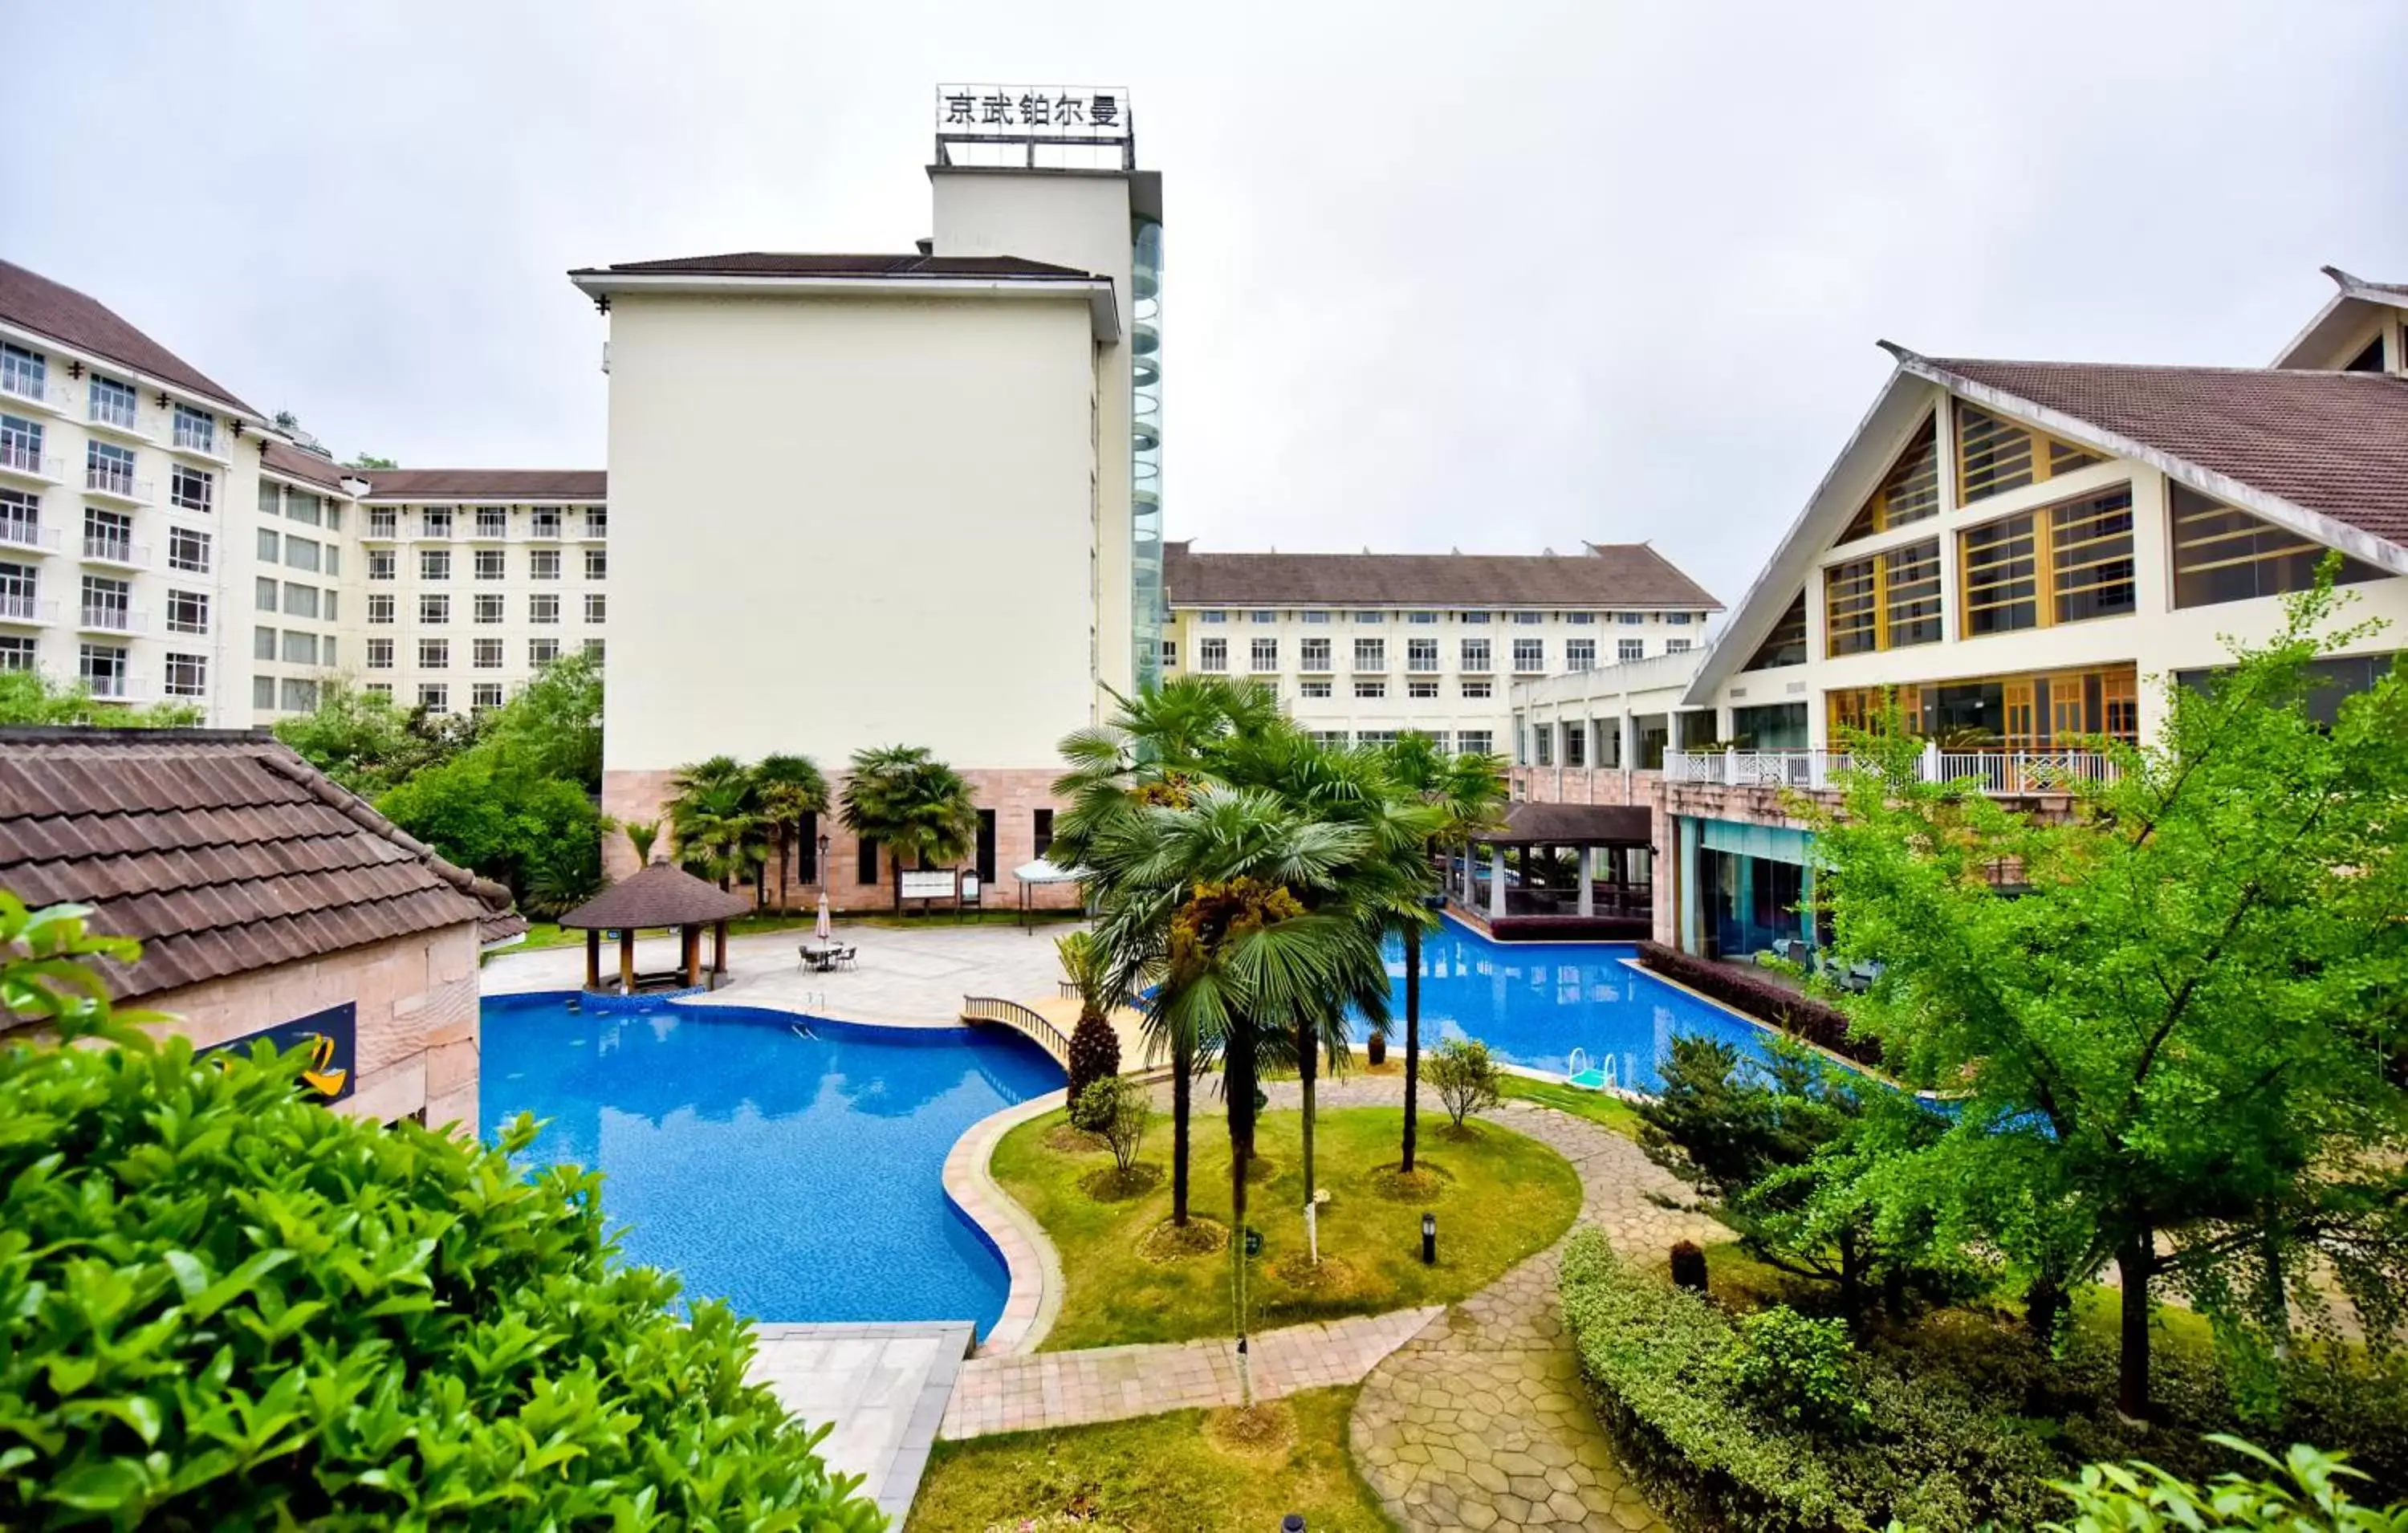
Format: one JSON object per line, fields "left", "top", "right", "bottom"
{"left": 479, "top": 994, "right": 1062, "bottom": 1336}
{"left": 1365, "top": 924, "right": 1781, "bottom": 1093}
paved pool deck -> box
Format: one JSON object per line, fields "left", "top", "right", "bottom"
{"left": 747, "top": 1320, "right": 974, "bottom": 1524}
{"left": 480, "top": 920, "right": 1077, "bottom": 1027}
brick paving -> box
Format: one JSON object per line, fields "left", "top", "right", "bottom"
{"left": 939, "top": 1304, "right": 1438, "bottom": 1439}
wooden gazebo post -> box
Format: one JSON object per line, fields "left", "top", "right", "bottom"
{"left": 619, "top": 929, "right": 636, "bottom": 993}
{"left": 584, "top": 928, "right": 601, "bottom": 990}
{"left": 712, "top": 919, "right": 729, "bottom": 983}
{"left": 681, "top": 925, "right": 701, "bottom": 989}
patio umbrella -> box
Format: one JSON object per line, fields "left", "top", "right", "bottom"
{"left": 815, "top": 890, "right": 833, "bottom": 944}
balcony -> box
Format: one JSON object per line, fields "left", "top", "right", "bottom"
{"left": 83, "top": 467, "right": 151, "bottom": 505}
{"left": 0, "top": 446, "right": 64, "bottom": 484}
{"left": 0, "top": 521, "right": 59, "bottom": 554}
{"left": 1351, "top": 653, "right": 1389, "bottom": 674}
{"left": 80, "top": 535, "right": 150, "bottom": 569}
{"left": 362, "top": 518, "right": 401, "bottom": 542}
{"left": 526, "top": 522, "right": 563, "bottom": 541}
{"left": 0, "top": 594, "right": 59, "bottom": 625}
{"left": 1665, "top": 747, "right": 2119, "bottom": 795}
{"left": 83, "top": 671, "right": 150, "bottom": 702}
{"left": 576, "top": 518, "right": 608, "bottom": 541}
{"left": 1458, "top": 654, "right": 1495, "bottom": 674}
{"left": 168, "top": 422, "right": 230, "bottom": 463}
{"left": 79, "top": 604, "right": 147, "bottom": 635}
{"left": 83, "top": 404, "right": 153, "bottom": 445}
{"left": 1296, "top": 651, "right": 1335, "bottom": 674}
{"left": 469, "top": 520, "right": 511, "bottom": 542}
{"left": 0, "top": 373, "right": 69, "bottom": 413}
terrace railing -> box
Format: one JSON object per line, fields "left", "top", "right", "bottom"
{"left": 1667, "top": 745, "right": 2119, "bottom": 795}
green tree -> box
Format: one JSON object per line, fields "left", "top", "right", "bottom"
{"left": 270, "top": 677, "right": 421, "bottom": 793}
{"left": 0, "top": 668, "right": 201, "bottom": 730}
{"left": 751, "top": 753, "right": 829, "bottom": 911}
{"left": 346, "top": 452, "right": 397, "bottom": 469}
{"left": 1058, "top": 929, "right": 1125, "bottom": 1112}
{"left": 624, "top": 817, "right": 662, "bottom": 865}
{"left": 665, "top": 755, "right": 763, "bottom": 892}
{"left": 483, "top": 649, "right": 604, "bottom": 791}
{"left": 839, "top": 745, "right": 980, "bottom": 912}
{"left": 0, "top": 894, "right": 877, "bottom": 1529}
{"left": 1052, "top": 676, "right": 1307, "bottom": 1228}
{"left": 1379, "top": 732, "right": 1506, "bottom": 1172}
{"left": 1809, "top": 579, "right": 2408, "bottom": 1418}
{"left": 376, "top": 746, "right": 604, "bottom": 913}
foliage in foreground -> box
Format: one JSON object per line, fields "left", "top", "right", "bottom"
{"left": 1559, "top": 1227, "right": 2060, "bottom": 1531}
{"left": 0, "top": 897, "right": 877, "bottom": 1531}
{"left": 1806, "top": 577, "right": 2408, "bottom": 1418}
{"left": 2040, "top": 1440, "right": 2408, "bottom": 1532}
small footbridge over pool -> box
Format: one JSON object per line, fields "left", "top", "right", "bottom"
{"left": 960, "top": 990, "right": 1158, "bottom": 1076}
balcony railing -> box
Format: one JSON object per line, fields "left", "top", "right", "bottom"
{"left": 81, "top": 535, "right": 149, "bottom": 567}
{"left": 0, "top": 445, "right": 62, "bottom": 479}
{"left": 79, "top": 604, "right": 147, "bottom": 634}
{"left": 170, "top": 421, "right": 222, "bottom": 457}
{"left": 0, "top": 594, "right": 59, "bottom": 624}
{"left": 1666, "top": 746, "right": 2120, "bottom": 795}
{"left": 0, "top": 373, "right": 68, "bottom": 410}
{"left": 87, "top": 396, "right": 141, "bottom": 432}
{"left": 85, "top": 466, "right": 150, "bottom": 501}
{"left": 0, "top": 521, "right": 59, "bottom": 552}
{"left": 83, "top": 670, "right": 148, "bottom": 701}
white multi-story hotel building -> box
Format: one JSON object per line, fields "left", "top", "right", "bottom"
{"left": 1507, "top": 264, "right": 2408, "bottom": 958}
{"left": 1162, "top": 540, "right": 1718, "bottom": 755}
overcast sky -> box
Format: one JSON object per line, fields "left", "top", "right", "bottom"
{"left": 17, "top": 2, "right": 2408, "bottom": 612}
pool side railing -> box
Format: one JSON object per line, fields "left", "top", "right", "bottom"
{"left": 1666, "top": 745, "right": 2118, "bottom": 795}
{"left": 962, "top": 994, "right": 1072, "bottom": 1067}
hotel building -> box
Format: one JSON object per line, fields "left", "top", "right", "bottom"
{"left": 1161, "top": 540, "right": 1718, "bottom": 755}
{"left": 1508, "top": 265, "right": 2408, "bottom": 958}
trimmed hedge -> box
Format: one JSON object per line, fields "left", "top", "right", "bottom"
{"left": 1639, "top": 941, "right": 1881, "bottom": 1068}
{"left": 0, "top": 1027, "right": 881, "bottom": 1531}
{"left": 1558, "top": 1228, "right": 2056, "bottom": 1532}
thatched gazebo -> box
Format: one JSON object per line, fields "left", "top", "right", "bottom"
{"left": 558, "top": 861, "right": 753, "bottom": 994}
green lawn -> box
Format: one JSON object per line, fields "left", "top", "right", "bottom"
{"left": 1499, "top": 1072, "right": 1647, "bottom": 1140}
{"left": 994, "top": 1104, "right": 1583, "bottom": 1352}
{"left": 907, "top": 1385, "right": 1389, "bottom": 1532}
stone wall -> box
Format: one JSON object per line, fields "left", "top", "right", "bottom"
{"left": 142, "top": 923, "right": 482, "bottom": 1130}
{"left": 1509, "top": 766, "right": 1661, "bottom": 808}
{"left": 602, "top": 766, "right": 1084, "bottom": 915}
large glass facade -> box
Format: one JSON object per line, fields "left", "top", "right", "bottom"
{"left": 1130, "top": 216, "right": 1165, "bottom": 689}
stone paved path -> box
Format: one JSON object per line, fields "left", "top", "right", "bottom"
{"left": 1328, "top": 1082, "right": 1726, "bottom": 1533}
{"left": 940, "top": 1304, "right": 1438, "bottom": 1439}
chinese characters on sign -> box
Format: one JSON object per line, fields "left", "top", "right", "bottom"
{"left": 937, "top": 85, "right": 1131, "bottom": 140}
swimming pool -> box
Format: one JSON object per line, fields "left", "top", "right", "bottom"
{"left": 479, "top": 994, "right": 1062, "bottom": 1336}
{"left": 1365, "top": 922, "right": 1782, "bottom": 1093}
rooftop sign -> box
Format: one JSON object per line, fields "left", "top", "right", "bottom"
{"left": 936, "top": 85, "right": 1133, "bottom": 141}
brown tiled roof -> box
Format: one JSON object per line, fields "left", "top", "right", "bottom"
{"left": 259, "top": 441, "right": 352, "bottom": 491}
{"left": 1162, "top": 543, "right": 1720, "bottom": 610}
{"left": 1470, "top": 802, "right": 1653, "bottom": 846}
{"left": 558, "top": 861, "right": 751, "bottom": 930}
{"left": 359, "top": 468, "right": 605, "bottom": 501}
{"left": 1926, "top": 358, "right": 2408, "bottom": 547}
{"left": 569, "top": 252, "right": 1095, "bottom": 280}
{"left": 0, "top": 729, "right": 523, "bottom": 1005}
{"left": 0, "top": 260, "right": 256, "bottom": 416}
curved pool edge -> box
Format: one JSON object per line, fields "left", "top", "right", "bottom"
{"left": 941, "top": 1089, "right": 1068, "bottom": 1357}
{"left": 1611, "top": 955, "right": 1906, "bottom": 1091}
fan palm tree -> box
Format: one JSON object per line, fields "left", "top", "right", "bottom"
{"left": 622, "top": 818, "right": 661, "bottom": 866}
{"left": 666, "top": 755, "right": 763, "bottom": 891}
{"left": 1089, "top": 783, "right": 1383, "bottom": 1404}
{"left": 839, "top": 745, "right": 981, "bottom": 912}
{"left": 1379, "top": 733, "right": 1507, "bottom": 1173}
{"left": 1053, "top": 676, "right": 1289, "bottom": 1227}
{"left": 751, "top": 753, "right": 829, "bottom": 911}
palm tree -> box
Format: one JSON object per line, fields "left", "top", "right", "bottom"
{"left": 1053, "top": 677, "right": 1288, "bottom": 1227}
{"left": 751, "top": 753, "right": 829, "bottom": 911}
{"left": 623, "top": 818, "right": 661, "bottom": 865}
{"left": 1092, "top": 783, "right": 1383, "bottom": 1405}
{"left": 1380, "top": 734, "right": 1507, "bottom": 1173}
{"left": 839, "top": 745, "right": 981, "bottom": 912}
{"left": 1056, "top": 929, "right": 1125, "bottom": 1105}
{"left": 666, "top": 755, "right": 763, "bottom": 891}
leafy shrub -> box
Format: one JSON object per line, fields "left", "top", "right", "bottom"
{"left": 1426, "top": 1037, "right": 1502, "bottom": 1128}
{"left": 1058, "top": 931, "right": 1123, "bottom": 1113}
{"left": 1639, "top": 941, "right": 1880, "bottom": 1067}
{"left": 1731, "top": 1306, "right": 1871, "bottom": 1437}
{"left": 2041, "top": 1438, "right": 2408, "bottom": 1532}
{"left": 1559, "top": 1228, "right": 2057, "bottom": 1531}
{"left": 0, "top": 899, "right": 878, "bottom": 1531}
{"left": 1076, "top": 1076, "right": 1149, "bottom": 1176}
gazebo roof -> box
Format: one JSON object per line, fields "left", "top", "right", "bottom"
{"left": 558, "top": 861, "right": 753, "bottom": 929}
{"left": 1468, "top": 802, "right": 1653, "bottom": 849}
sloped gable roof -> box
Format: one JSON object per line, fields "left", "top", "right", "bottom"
{"left": 1163, "top": 543, "right": 1719, "bottom": 610}
{"left": 0, "top": 729, "right": 522, "bottom": 1004}
{"left": 357, "top": 468, "right": 605, "bottom": 502}
{"left": 0, "top": 259, "right": 257, "bottom": 416}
